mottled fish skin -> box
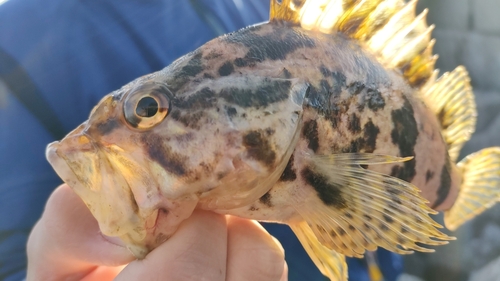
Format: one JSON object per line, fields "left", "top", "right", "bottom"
{"left": 164, "top": 22, "right": 460, "bottom": 221}
{"left": 46, "top": 21, "right": 459, "bottom": 255}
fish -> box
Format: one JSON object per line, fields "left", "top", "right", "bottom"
{"left": 45, "top": 0, "right": 500, "bottom": 280}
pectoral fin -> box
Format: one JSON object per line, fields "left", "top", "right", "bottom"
{"left": 295, "top": 153, "right": 454, "bottom": 258}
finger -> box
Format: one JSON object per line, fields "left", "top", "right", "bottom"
{"left": 27, "top": 184, "right": 133, "bottom": 280}
{"left": 226, "top": 217, "right": 286, "bottom": 281}
{"left": 281, "top": 262, "right": 289, "bottom": 281}
{"left": 116, "top": 210, "right": 228, "bottom": 281}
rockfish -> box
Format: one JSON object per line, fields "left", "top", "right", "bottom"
{"left": 46, "top": 0, "right": 500, "bottom": 279}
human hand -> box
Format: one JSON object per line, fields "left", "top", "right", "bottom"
{"left": 27, "top": 184, "right": 288, "bottom": 281}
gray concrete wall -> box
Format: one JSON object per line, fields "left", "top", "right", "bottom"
{"left": 401, "top": 1, "right": 500, "bottom": 281}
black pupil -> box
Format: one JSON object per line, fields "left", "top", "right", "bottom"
{"left": 136, "top": 97, "right": 159, "bottom": 117}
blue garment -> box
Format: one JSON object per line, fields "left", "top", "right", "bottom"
{"left": 0, "top": 0, "right": 402, "bottom": 280}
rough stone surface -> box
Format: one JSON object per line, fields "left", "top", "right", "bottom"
{"left": 417, "top": 0, "right": 469, "bottom": 31}
{"left": 472, "top": 0, "right": 500, "bottom": 35}
{"left": 469, "top": 256, "right": 500, "bottom": 281}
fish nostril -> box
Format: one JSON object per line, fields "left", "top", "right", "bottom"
{"left": 77, "top": 134, "right": 91, "bottom": 145}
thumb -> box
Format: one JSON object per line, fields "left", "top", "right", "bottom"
{"left": 27, "top": 184, "right": 134, "bottom": 280}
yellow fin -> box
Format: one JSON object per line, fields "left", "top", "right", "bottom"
{"left": 270, "top": 0, "right": 437, "bottom": 87}
{"left": 291, "top": 221, "right": 348, "bottom": 281}
{"left": 295, "top": 153, "right": 454, "bottom": 258}
{"left": 421, "top": 66, "right": 477, "bottom": 162}
{"left": 445, "top": 147, "right": 500, "bottom": 231}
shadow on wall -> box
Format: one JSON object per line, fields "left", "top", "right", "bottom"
{"left": 401, "top": 1, "right": 500, "bottom": 281}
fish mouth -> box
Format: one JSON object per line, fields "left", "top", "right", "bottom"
{"left": 46, "top": 128, "right": 199, "bottom": 258}
{"left": 46, "top": 131, "right": 158, "bottom": 257}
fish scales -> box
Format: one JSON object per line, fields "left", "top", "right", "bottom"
{"left": 162, "top": 23, "right": 456, "bottom": 214}
{"left": 46, "top": 1, "right": 500, "bottom": 280}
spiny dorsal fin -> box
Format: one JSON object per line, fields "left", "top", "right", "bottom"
{"left": 420, "top": 66, "right": 477, "bottom": 162}
{"left": 270, "top": 0, "right": 437, "bottom": 88}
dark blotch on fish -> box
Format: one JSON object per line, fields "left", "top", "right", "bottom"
{"left": 390, "top": 96, "right": 418, "bottom": 182}
{"left": 218, "top": 61, "right": 234, "bottom": 76}
{"left": 301, "top": 167, "right": 347, "bottom": 208}
{"left": 170, "top": 110, "right": 205, "bottom": 129}
{"left": 426, "top": 170, "right": 435, "bottom": 183}
{"left": 348, "top": 113, "right": 361, "bottom": 133}
{"left": 386, "top": 186, "right": 402, "bottom": 196}
{"left": 181, "top": 52, "right": 204, "bottom": 77}
{"left": 95, "top": 118, "right": 120, "bottom": 135}
{"left": 302, "top": 119, "right": 320, "bottom": 152}
{"left": 142, "top": 134, "right": 187, "bottom": 176}
{"left": 169, "top": 52, "right": 205, "bottom": 92}
{"left": 233, "top": 57, "right": 253, "bottom": 68}
{"left": 308, "top": 72, "right": 349, "bottom": 126}
{"left": 204, "top": 50, "right": 223, "bottom": 60}
{"left": 341, "top": 119, "right": 380, "bottom": 153}
{"left": 366, "top": 89, "right": 386, "bottom": 111}
{"left": 203, "top": 73, "right": 214, "bottom": 79}
{"left": 243, "top": 130, "right": 276, "bottom": 168}
{"left": 432, "top": 152, "right": 452, "bottom": 209}
{"left": 318, "top": 66, "right": 346, "bottom": 95}
{"left": 225, "top": 106, "right": 237, "bottom": 117}
{"left": 173, "top": 87, "right": 216, "bottom": 109}
{"left": 363, "top": 119, "right": 380, "bottom": 153}
{"left": 319, "top": 65, "right": 331, "bottom": 78}
{"left": 220, "top": 79, "right": 291, "bottom": 109}
{"left": 380, "top": 223, "right": 389, "bottom": 232}
{"left": 401, "top": 226, "right": 409, "bottom": 233}
{"left": 337, "top": 227, "right": 347, "bottom": 236}
{"left": 331, "top": 72, "right": 347, "bottom": 94}
{"left": 348, "top": 81, "right": 365, "bottom": 96}
{"left": 306, "top": 85, "right": 329, "bottom": 112}
{"left": 259, "top": 192, "right": 273, "bottom": 207}
{"left": 265, "top": 128, "right": 275, "bottom": 136}
{"left": 279, "top": 154, "right": 297, "bottom": 182}
{"left": 383, "top": 213, "right": 394, "bottom": 223}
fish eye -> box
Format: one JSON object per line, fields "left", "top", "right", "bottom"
{"left": 136, "top": 97, "right": 159, "bottom": 117}
{"left": 123, "top": 83, "right": 172, "bottom": 129}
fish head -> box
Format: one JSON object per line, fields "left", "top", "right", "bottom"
{"left": 46, "top": 75, "right": 195, "bottom": 257}
{"left": 46, "top": 53, "right": 308, "bottom": 257}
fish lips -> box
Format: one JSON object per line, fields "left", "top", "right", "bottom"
{"left": 46, "top": 134, "right": 149, "bottom": 240}
{"left": 45, "top": 132, "right": 197, "bottom": 259}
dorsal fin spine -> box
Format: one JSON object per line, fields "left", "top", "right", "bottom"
{"left": 421, "top": 66, "right": 476, "bottom": 161}
{"left": 270, "top": 0, "right": 438, "bottom": 88}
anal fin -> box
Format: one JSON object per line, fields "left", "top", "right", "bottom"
{"left": 296, "top": 153, "right": 454, "bottom": 258}
{"left": 421, "top": 66, "right": 477, "bottom": 162}
{"left": 290, "top": 221, "right": 348, "bottom": 281}
{"left": 445, "top": 147, "right": 500, "bottom": 231}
